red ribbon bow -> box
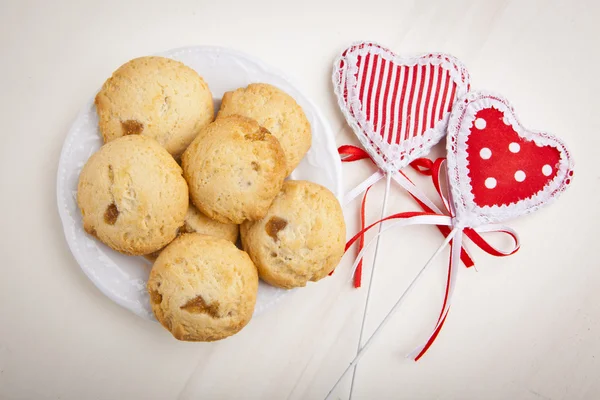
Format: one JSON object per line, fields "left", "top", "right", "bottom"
{"left": 336, "top": 144, "right": 520, "bottom": 360}
{"left": 336, "top": 145, "right": 474, "bottom": 288}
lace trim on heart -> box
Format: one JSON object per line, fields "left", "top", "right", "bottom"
{"left": 332, "top": 41, "right": 470, "bottom": 172}
{"left": 446, "top": 91, "right": 574, "bottom": 227}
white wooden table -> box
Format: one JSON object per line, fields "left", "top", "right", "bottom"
{"left": 1, "top": 0, "right": 598, "bottom": 399}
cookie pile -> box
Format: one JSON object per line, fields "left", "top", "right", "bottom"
{"left": 77, "top": 56, "right": 346, "bottom": 341}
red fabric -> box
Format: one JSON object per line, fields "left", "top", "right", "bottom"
{"left": 466, "top": 108, "right": 561, "bottom": 207}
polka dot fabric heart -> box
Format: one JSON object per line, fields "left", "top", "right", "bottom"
{"left": 467, "top": 107, "right": 563, "bottom": 206}
{"left": 447, "top": 91, "right": 574, "bottom": 227}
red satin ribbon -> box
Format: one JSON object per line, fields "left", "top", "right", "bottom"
{"left": 339, "top": 148, "right": 520, "bottom": 360}
{"left": 336, "top": 145, "right": 474, "bottom": 288}
{"left": 409, "top": 157, "right": 434, "bottom": 175}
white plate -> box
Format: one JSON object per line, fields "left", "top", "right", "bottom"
{"left": 57, "top": 46, "right": 342, "bottom": 321}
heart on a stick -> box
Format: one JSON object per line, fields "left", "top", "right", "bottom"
{"left": 333, "top": 41, "right": 470, "bottom": 171}
{"left": 446, "top": 91, "right": 574, "bottom": 227}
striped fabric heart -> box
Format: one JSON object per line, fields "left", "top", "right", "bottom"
{"left": 333, "top": 42, "right": 470, "bottom": 171}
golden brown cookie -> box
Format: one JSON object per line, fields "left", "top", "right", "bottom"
{"left": 145, "top": 204, "right": 239, "bottom": 261}
{"left": 181, "top": 204, "right": 239, "bottom": 242}
{"left": 95, "top": 56, "right": 214, "bottom": 158}
{"left": 217, "top": 83, "right": 311, "bottom": 175}
{"left": 77, "top": 135, "right": 188, "bottom": 255}
{"left": 241, "top": 180, "right": 346, "bottom": 288}
{"left": 182, "top": 115, "right": 287, "bottom": 224}
{"left": 147, "top": 233, "right": 259, "bottom": 341}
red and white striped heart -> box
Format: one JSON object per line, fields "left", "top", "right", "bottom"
{"left": 446, "top": 91, "right": 574, "bottom": 227}
{"left": 333, "top": 42, "right": 470, "bottom": 171}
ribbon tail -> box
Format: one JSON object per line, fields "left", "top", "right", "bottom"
{"left": 352, "top": 185, "right": 372, "bottom": 286}
{"left": 409, "top": 224, "right": 520, "bottom": 360}
{"left": 409, "top": 228, "right": 464, "bottom": 361}
{"left": 329, "top": 185, "right": 373, "bottom": 279}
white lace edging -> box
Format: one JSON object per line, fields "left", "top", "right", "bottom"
{"left": 446, "top": 91, "right": 574, "bottom": 227}
{"left": 332, "top": 41, "right": 470, "bottom": 173}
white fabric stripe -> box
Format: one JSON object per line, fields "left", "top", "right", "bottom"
{"left": 376, "top": 60, "right": 390, "bottom": 136}
{"left": 369, "top": 56, "right": 383, "bottom": 125}
{"left": 385, "top": 62, "right": 398, "bottom": 142}
{"left": 391, "top": 66, "right": 405, "bottom": 145}
{"left": 339, "top": 61, "right": 347, "bottom": 107}
{"left": 442, "top": 73, "right": 454, "bottom": 117}
{"left": 399, "top": 66, "right": 414, "bottom": 142}
{"left": 433, "top": 68, "right": 447, "bottom": 125}
{"left": 416, "top": 65, "right": 431, "bottom": 138}
{"left": 360, "top": 54, "right": 373, "bottom": 108}
{"left": 408, "top": 65, "right": 422, "bottom": 140}
{"left": 425, "top": 65, "right": 439, "bottom": 129}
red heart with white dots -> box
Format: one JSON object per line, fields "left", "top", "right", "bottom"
{"left": 446, "top": 92, "right": 573, "bottom": 226}
{"left": 333, "top": 42, "right": 470, "bottom": 171}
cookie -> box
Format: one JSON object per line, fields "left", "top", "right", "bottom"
{"left": 217, "top": 83, "right": 311, "bottom": 175}
{"left": 145, "top": 204, "right": 239, "bottom": 260}
{"left": 181, "top": 204, "right": 239, "bottom": 242}
{"left": 77, "top": 135, "right": 188, "bottom": 255}
{"left": 182, "top": 115, "right": 287, "bottom": 224}
{"left": 241, "top": 180, "right": 346, "bottom": 288}
{"left": 147, "top": 233, "right": 259, "bottom": 341}
{"left": 95, "top": 56, "right": 214, "bottom": 158}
